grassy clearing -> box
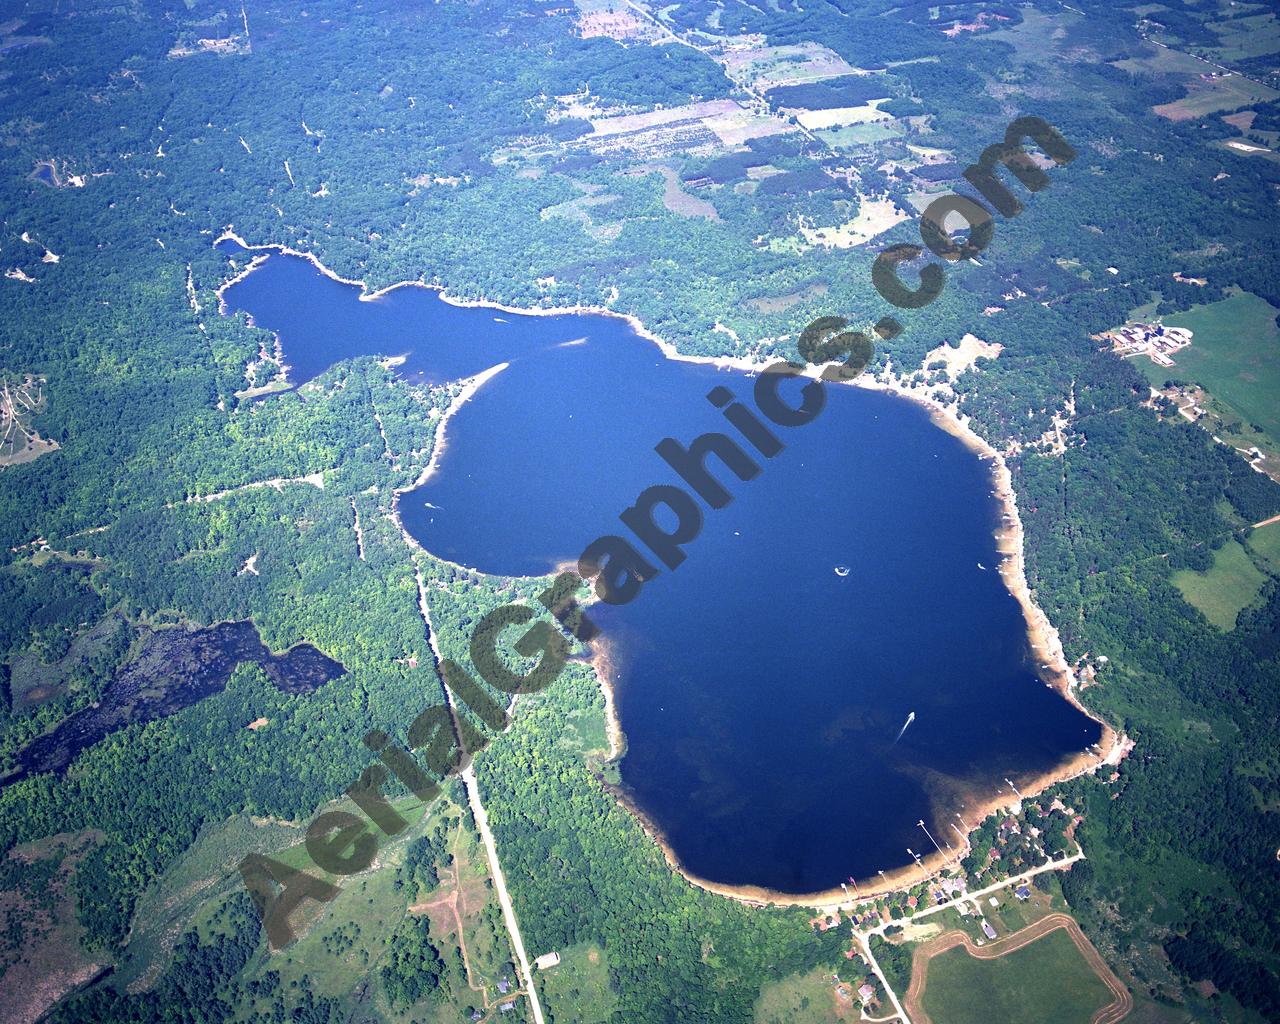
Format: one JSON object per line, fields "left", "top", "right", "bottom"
{"left": 559, "top": 701, "right": 610, "bottom": 757}
{"left": 799, "top": 196, "right": 910, "bottom": 248}
{"left": 981, "top": 883, "right": 1063, "bottom": 936}
{"left": 986, "top": 7, "right": 1080, "bottom": 65}
{"left": 754, "top": 965, "right": 858, "bottom": 1024}
{"left": 819, "top": 121, "right": 900, "bottom": 148}
{"left": 119, "top": 812, "right": 306, "bottom": 989}
{"left": 1206, "top": 11, "right": 1280, "bottom": 62}
{"left": 270, "top": 852, "right": 406, "bottom": 996}
{"left": 1139, "top": 291, "right": 1280, "bottom": 454}
{"left": 1173, "top": 539, "right": 1267, "bottom": 630}
{"left": 1245, "top": 520, "right": 1280, "bottom": 575}
{"left": 539, "top": 943, "right": 619, "bottom": 1023}
{"left": 1113, "top": 44, "right": 1279, "bottom": 120}
{"left": 920, "top": 928, "right": 1114, "bottom": 1024}
{"left": 1154, "top": 72, "right": 1278, "bottom": 122}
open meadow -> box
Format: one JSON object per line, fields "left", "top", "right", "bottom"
{"left": 911, "top": 918, "right": 1127, "bottom": 1024}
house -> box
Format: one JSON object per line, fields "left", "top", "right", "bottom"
{"left": 497, "top": 978, "right": 510, "bottom": 994}
{"left": 981, "top": 920, "right": 998, "bottom": 940}
{"left": 988, "top": 896, "right": 999, "bottom": 908}
{"left": 499, "top": 1001, "right": 517, "bottom": 1013}
{"left": 858, "top": 983, "right": 876, "bottom": 1002}
{"left": 1015, "top": 885, "right": 1031, "bottom": 901}
{"left": 534, "top": 951, "right": 561, "bottom": 971}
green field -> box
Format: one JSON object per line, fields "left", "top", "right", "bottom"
{"left": 1113, "top": 44, "right": 1280, "bottom": 120}
{"left": 1173, "top": 538, "right": 1269, "bottom": 630}
{"left": 819, "top": 122, "right": 900, "bottom": 149}
{"left": 1246, "top": 520, "right": 1280, "bottom": 574}
{"left": 1138, "top": 291, "right": 1280, "bottom": 455}
{"left": 920, "top": 929, "right": 1114, "bottom": 1024}
{"left": 1206, "top": 10, "right": 1280, "bottom": 61}
{"left": 538, "top": 943, "right": 619, "bottom": 1024}
{"left": 754, "top": 966, "right": 857, "bottom": 1024}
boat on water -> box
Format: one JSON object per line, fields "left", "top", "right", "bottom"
{"left": 834, "top": 565, "right": 850, "bottom": 577}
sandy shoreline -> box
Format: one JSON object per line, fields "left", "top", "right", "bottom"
{"left": 214, "top": 229, "right": 773, "bottom": 374}
{"left": 387, "top": 362, "right": 510, "bottom": 577}
{"left": 215, "top": 234, "right": 1126, "bottom": 909}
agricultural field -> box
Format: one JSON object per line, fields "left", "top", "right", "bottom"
{"left": 716, "top": 42, "right": 860, "bottom": 92}
{"left": 910, "top": 919, "right": 1126, "bottom": 1024}
{"left": 1113, "top": 45, "right": 1279, "bottom": 121}
{"left": 1155, "top": 72, "right": 1279, "bottom": 122}
{"left": 1137, "top": 291, "right": 1280, "bottom": 463}
{"left": 818, "top": 121, "right": 900, "bottom": 150}
{"left": 1203, "top": 8, "right": 1280, "bottom": 63}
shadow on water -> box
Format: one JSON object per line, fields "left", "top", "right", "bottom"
{"left": 2, "top": 621, "right": 343, "bottom": 786}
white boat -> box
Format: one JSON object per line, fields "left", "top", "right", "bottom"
{"left": 834, "top": 565, "right": 850, "bottom": 577}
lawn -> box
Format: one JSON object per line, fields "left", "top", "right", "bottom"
{"left": 1173, "top": 539, "right": 1268, "bottom": 630}
{"left": 920, "top": 928, "right": 1114, "bottom": 1024}
{"left": 1138, "top": 291, "right": 1280, "bottom": 455}
{"left": 538, "top": 943, "right": 619, "bottom": 1024}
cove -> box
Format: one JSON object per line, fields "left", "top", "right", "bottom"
{"left": 218, "top": 243, "right": 1103, "bottom": 896}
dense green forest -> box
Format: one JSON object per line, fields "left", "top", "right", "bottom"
{"left": 0, "top": 0, "right": 1278, "bottom": 1020}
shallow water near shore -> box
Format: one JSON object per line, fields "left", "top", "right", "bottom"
{"left": 219, "top": 244, "right": 1102, "bottom": 894}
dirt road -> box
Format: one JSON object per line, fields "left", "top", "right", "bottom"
{"left": 903, "top": 913, "right": 1131, "bottom": 1024}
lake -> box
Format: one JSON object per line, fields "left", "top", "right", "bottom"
{"left": 219, "top": 243, "right": 1102, "bottom": 895}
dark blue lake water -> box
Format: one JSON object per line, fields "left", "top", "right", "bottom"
{"left": 220, "top": 244, "right": 1102, "bottom": 894}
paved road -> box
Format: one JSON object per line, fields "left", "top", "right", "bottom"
{"left": 853, "top": 852, "right": 1088, "bottom": 1024}
{"left": 857, "top": 931, "right": 914, "bottom": 1024}
{"left": 863, "top": 851, "right": 1086, "bottom": 938}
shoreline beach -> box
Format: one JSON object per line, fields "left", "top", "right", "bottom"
{"left": 215, "top": 234, "right": 1127, "bottom": 909}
